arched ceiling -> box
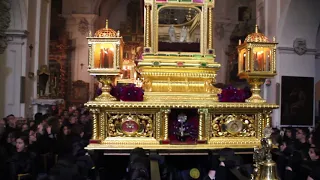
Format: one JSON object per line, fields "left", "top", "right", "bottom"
{"left": 96, "top": 0, "right": 122, "bottom": 18}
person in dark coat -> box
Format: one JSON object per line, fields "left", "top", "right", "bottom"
{"left": 7, "top": 136, "right": 37, "bottom": 180}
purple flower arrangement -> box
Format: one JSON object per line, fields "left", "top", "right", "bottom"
{"left": 218, "top": 85, "right": 252, "bottom": 102}
{"left": 110, "top": 84, "right": 144, "bottom": 101}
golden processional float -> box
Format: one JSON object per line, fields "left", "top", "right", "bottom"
{"left": 85, "top": 0, "right": 279, "bottom": 152}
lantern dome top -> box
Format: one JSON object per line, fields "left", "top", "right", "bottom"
{"left": 94, "top": 19, "right": 118, "bottom": 37}
{"left": 244, "top": 25, "right": 269, "bottom": 43}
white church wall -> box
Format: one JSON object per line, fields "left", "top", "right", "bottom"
{"left": 261, "top": 0, "right": 320, "bottom": 127}
{"left": 108, "top": 0, "right": 129, "bottom": 31}
{"left": 213, "top": 0, "right": 255, "bottom": 83}
{"left": 0, "top": 0, "right": 51, "bottom": 118}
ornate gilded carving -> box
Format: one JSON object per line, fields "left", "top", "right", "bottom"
{"left": 198, "top": 109, "right": 208, "bottom": 140}
{"left": 85, "top": 101, "right": 279, "bottom": 109}
{"left": 100, "top": 111, "right": 106, "bottom": 140}
{"left": 212, "top": 114, "right": 256, "bottom": 137}
{"left": 78, "top": 17, "right": 89, "bottom": 35}
{"left": 89, "top": 108, "right": 100, "bottom": 140}
{"left": 0, "top": 0, "right": 11, "bottom": 54}
{"left": 161, "top": 109, "right": 171, "bottom": 140}
{"left": 107, "top": 114, "right": 154, "bottom": 137}
{"left": 263, "top": 110, "right": 272, "bottom": 128}
{"left": 293, "top": 38, "right": 307, "bottom": 55}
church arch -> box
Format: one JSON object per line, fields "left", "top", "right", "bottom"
{"left": 277, "top": 0, "right": 320, "bottom": 48}
{"left": 9, "top": 0, "right": 27, "bottom": 30}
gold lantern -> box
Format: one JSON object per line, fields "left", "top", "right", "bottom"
{"left": 87, "top": 19, "right": 124, "bottom": 101}
{"left": 116, "top": 59, "right": 137, "bottom": 86}
{"left": 237, "top": 25, "right": 277, "bottom": 103}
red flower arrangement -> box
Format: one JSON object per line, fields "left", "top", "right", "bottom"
{"left": 110, "top": 84, "right": 144, "bottom": 101}
{"left": 218, "top": 85, "right": 252, "bottom": 102}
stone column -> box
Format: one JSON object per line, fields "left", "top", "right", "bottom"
{"left": 0, "top": 30, "right": 28, "bottom": 117}
{"left": 65, "top": 14, "right": 98, "bottom": 98}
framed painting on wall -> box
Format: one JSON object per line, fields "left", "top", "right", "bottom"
{"left": 281, "top": 76, "right": 314, "bottom": 126}
{"left": 69, "top": 80, "right": 89, "bottom": 107}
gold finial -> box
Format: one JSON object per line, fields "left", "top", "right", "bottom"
{"left": 89, "top": 30, "right": 92, "bottom": 37}
{"left": 105, "top": 19, "right": 108, "bottom": 29}
{"left": 273, "top": 36, "right": 276, "bottom": 42}
{"left": 117, "top": 30, "right": 120, "bottom": 37}
{"left": 239, "top": 39, "right": 242, "bottom": 45}
{"left": 255, "top": 25, "right": 259, "bottom": 33}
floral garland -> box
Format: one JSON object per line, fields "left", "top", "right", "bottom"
{"left": 110, "top": 84, "right": 144, "bottom": 101}
{"left": 218, "top": 85, "right": 251, "bottom": 102}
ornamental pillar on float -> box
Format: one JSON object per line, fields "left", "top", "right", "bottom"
{"left": 237, "top": 25, "right": 277, "bottom": 103}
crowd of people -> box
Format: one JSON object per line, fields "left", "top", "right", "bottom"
{"left": 270, "top": 127, "right": 320, "bottom": 180}
{"left": 0, "top": 104, "right": 319, "bottom": 180}
{"left": 0, "top": 106, "right": 94, "bottom": 180}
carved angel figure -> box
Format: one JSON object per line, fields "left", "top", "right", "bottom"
{"left": 179, "top": 26, "right": 188, "bottom": 42}
{"left": 168, "top": 25, "right": 176, "bottom": 42}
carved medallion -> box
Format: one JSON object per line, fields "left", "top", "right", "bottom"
{"left": 107, "top": 114, "right": 153, "bottom": 137}
{"left": 78, "top": 18, "right": 89, "bottom": 35}
{"left": 293, "top": 38, "right": 307, "bottom": 55}
{"left": 212, "top": 114, "right": 256, "bottom": 137}
{"left": 225, "top": 119, "right": 243, "bottom": 134}
{"left": 121, "top": 119, "right": 139, "bottom": 135}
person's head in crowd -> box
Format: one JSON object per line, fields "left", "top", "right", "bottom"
{"left": 73, "top": 109, "right": 80, "bottom": 118}
{"left": 309, "top": 147, "right": 320, "bottom": 161}
{"left": 29, "top": 120, "right": 35, "bottom": 128}
{"left": 34, "top": 112, "right": 43, "bottom": 125}
{"left": 58, "top": 116, "right": 63, "bottom": 126}
{"left": 61, "top": 125, "right": 71, "bottom": 136}
{"left": 69, "top": 116, "right": 77, "bottom": 125}
{"left": 47, "top": 116, "right": 61, "bottom": 134}
{"left": 128, "top": 148, "right": 149, "bottom": 180}
{"left": 29, "top": 128, "right": 37, "bottom": 144}
{"left": 63, "top": 110, "right": 69, "bottom": 117}
{"left": 284, "top": 128, "right": 295, "bottom": 140}
{"left": 16, "top": 135, "right": 29, "bottom": 153}
{"left": 130, "top": 147, "right": 147, "bottom": 163}
{"left": 218, "top": 148, "right": 242, "bottom": 168}
{"left": 70, "top": 124, "right": 84, "bottom": 137}
{"left": 6, "top": 114, "right": 16, "bottom": 128}
{"left": 309, "top": 132, "right": 315, "bottom": 146}
{"left": 79, "top": 114, "right": 88, "bottom": 124}
{"left": 7, "top": 132, "right": 16, "bottom": 145}
{"left": 279, "top": 140, "right": 294, "bottom": 155}
{"left": 296, "top": 127, "right": 309, "bottom": 143}
{"left": 129, "top": 157, "right": 150, "bottom": 180}
{"left": 0, "top": 118, "right": 6, "bottom": 135}
{"left": 21, "top": 123, "right": 29, "bottom": 132}
{"left": 42, "top": 114, "right": 50, "bottom": 126}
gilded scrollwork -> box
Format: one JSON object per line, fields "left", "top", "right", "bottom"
{"left": 107, "top": 113, "right": 154, "bottom": 137}
{"left": 212, "top": 114, "right": 256, "bottom": 137}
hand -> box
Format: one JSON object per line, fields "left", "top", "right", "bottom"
{"left": 29, "top": 135, "right": 37, "bottom": 142}
{"left": 285, "top": 166, "right": 292, "bottom": 171}
{"left": 220, "top": 162, "right": 225, "bottom": 167}
{"left": 37, "top": 124, "right": 43, "bottom": 134}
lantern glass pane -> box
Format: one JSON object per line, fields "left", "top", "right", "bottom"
{"left": 252, "top": 47, "right": 272, "bottom": 72}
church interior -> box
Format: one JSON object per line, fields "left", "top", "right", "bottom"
{"left": 0, "top": 0, "right": 320, "bottom": 179}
